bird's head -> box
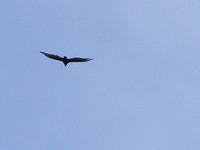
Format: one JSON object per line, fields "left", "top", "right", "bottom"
{"left": 63, "top": 56, "right": 68, "bottom": 59}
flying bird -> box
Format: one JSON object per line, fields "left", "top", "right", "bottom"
{"left": 40, "top": 51, "right": 93, "bottom": 66}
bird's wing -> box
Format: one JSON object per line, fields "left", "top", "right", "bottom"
{"left": 40, "top": 51, "right": 63, "bottom": 61}
{"left": 68, "top": 57, "right": 93, "bottom": 62}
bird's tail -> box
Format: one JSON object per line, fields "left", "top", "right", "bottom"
{"left": 63, "top": 62, "right": 68, "bottom": 66}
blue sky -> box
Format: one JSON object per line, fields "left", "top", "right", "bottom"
{"left": 1, "top": 0, "right": 200, "bottom": 149}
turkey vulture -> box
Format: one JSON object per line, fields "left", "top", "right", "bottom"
{"left": 40, "top": 51, "right": 93, "bottom": 66}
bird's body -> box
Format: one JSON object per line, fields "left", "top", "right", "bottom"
{"left": 40, "top": 51, "right": 93, "bottom": 66}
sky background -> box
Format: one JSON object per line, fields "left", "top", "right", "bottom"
{"left": 1, "top": 0, "right": 200, "bottom": 149}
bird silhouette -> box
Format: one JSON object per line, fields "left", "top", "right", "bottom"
{"left": 40, "top": 51, "right": 93, "bottom": 66}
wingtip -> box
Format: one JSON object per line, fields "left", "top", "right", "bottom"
{"left": 85, "top": 58, "right": 93, "bottom": 61}
{"left": 40, "top": 51, "right": 46, "bottom": 55}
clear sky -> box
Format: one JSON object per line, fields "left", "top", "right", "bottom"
{"left": 1, "top": 0, "right": 200, "bottom": 149}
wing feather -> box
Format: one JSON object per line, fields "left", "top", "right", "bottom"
{"left": 40, "top": 51, "right": 63, "bottom": 61}
{"left": 68, "top": 57, "right": 93, "bottom": 62}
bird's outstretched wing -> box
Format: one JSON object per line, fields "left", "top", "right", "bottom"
{"left": 40, "top": 51, "right": 63, "bottom": 61}
{"left": 68, "top": 57, "right": 93, "bottom": 62}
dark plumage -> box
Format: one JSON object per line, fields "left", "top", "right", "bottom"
{"left": 40, "top": 51, "right": 93, "bottom": 66}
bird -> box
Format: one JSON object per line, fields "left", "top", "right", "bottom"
{"left": 40, "top": 51, "right": 93, "bottom": 66}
